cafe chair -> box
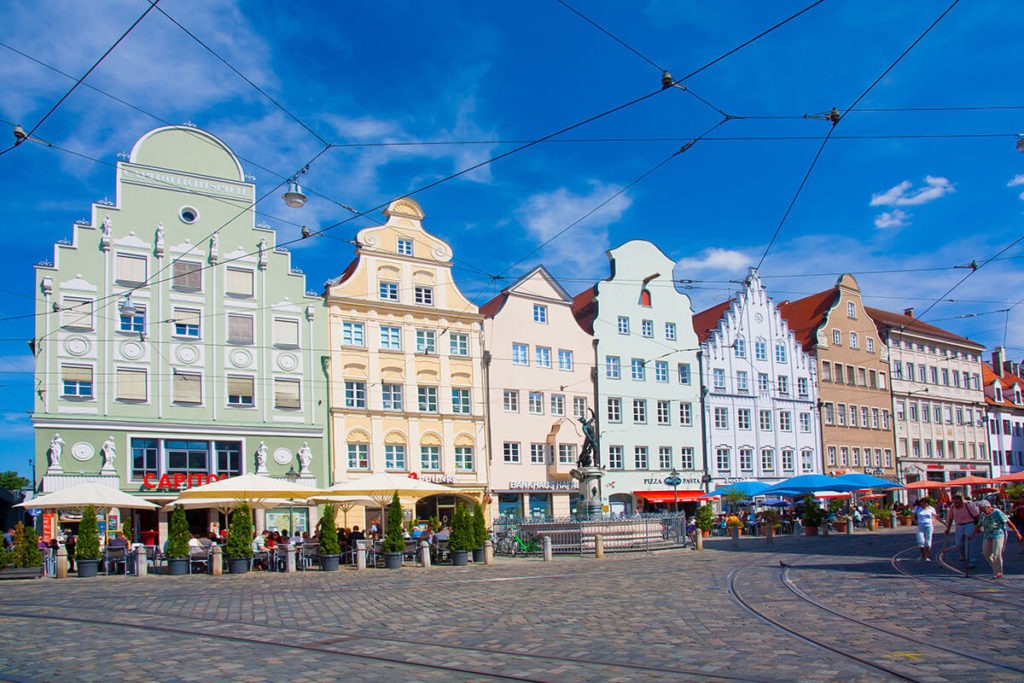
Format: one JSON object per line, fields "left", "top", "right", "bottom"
{"left": 104, "top": 547, "right": 128, "bottom": 575}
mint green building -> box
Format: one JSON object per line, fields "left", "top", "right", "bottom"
{"left": 31, "top": 126, "right": 327, "bottom": 540}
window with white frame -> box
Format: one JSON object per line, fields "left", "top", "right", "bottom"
{"left": 558, "top": 349, "right": 573, "bottom": 370}
{"left": 799, "top": 412, "right": 811, "bottom": 432}
{"left": 452, "top": 387, "right": 471, "bottom": 413}
{"left": 504, "top": 442, "right": 520, "bottom": 464}
{"left": 866, "top": 337, "right": 875, "bottom": 353}
{"left": 823, "top": 403, "right": 834, "bottom": 424}
{"left": 713, "top": 368, "right": 725, "bottom": 390}
{"left": 116, "top": 253, "right": 147, "bottom": 285}
{"left": 847, "top": 301, "right": 856, "bottom": 318}
{"left": 342, "top": 321, "right": 365, "bottom": 346}
{"left": 227, "top": 376, "right": 255, "bottom": 407}
{"left": 849, "top": 332, "right": 858, "bottom": 349}
{"left": 737, "top": 371, "right": 748, "bottom": 393}
{"left": 418, "top": 386, "right": 438, "bottom": 412}
{"left": 62, "top": 364, "right": 93, "bottom": 398}
{"left": 641, "top": 319, "right": 654, "bottom": 337}
{"left": 759, "top": 410, "right": 772, "bottom": 430}
{"left": 512, "top": 343, "right": 529, "bottom": 365}
{"left": 173, "top": 371, "right": 201, "bottom": 404}
{"left": 573, "top": 397, "right": 587, "bottom": 418}
{"left": 658, "top": 447, "right": 672, "bottom": 469}
{"left": 739, "top": 448, "right": 753, "bottom": 471}
{"left": 379, "top": 281, "right": 399, "bottom": 301}
{"left": 225, "top": 268, "right": 253, "bottom": 297}
{"left": 778, "top": 375, "right": 789, "bottom": 395}
{"left": 607, "top": 397, "right": 621, "bottom": 422}
{"left": 530, "top": 444, "right": 546, "bottom": 464}
{"left": 680, "top": 447, "right": 694, "bottom": 470}
{"left": 827, "top": 446, "right": 836, "bottom": 466}
{"left": 716, "top": 447, "right": 731, "bottom": 471}
{"left": 272, "top": 318, "right": 298, "bottom": 347}
{"left": 528, "top": 391, "right": 543, "bottom": 414}
{"left": 274, "top": 379, "right": 300, "bottom": 410}
{"left": 737, "top": 409, "right": 751, "bottom": 430}
{"left": 733, "top": 337, "right": 746, "bottom": 358}
{"left": 632, "top": 358, "right": 646, "bottom": 381}
{"left": 227, "top": 314, "right": 254, "bottom": 344}
{"left": 801, "top": 449, "right": 814, "bottom": 472}
{"left": 416, "top": 329, "right": 436, "bottom": 354}
{"left": 657, "top": 400, "right": 670, "bottom": 425}
{"left": 761, "top": 449, "right": 775, "bottom": 471}
{"left": 797, "top": 377, "right": 809, "bottom": 398}
{"left": 535, "top": 346, "right": 552, "bottom": 368}
{"left": 347, "top": 443, "right": 369, "bottom": 469}
{"left": 385, "top": 445, "right": 406, "bottom": 470}
{"left": 119, "top": 305, "right": 145, "bottom": 334}
{"left": 617, "top": 316, "right": 630, "bottom": 334}
{"left": 397, "top": 238, "right": 413, "bottom": 256}
{"left": 755, "top": 340, "right": 767, "bottom": 361}
{"left": 665, "top": 322, "right": 677, "bottom": 340}
{"left": 551, "top": 394, "right": 565, "bottom": 416}
{"left": 117, "top": 368, "right": 147, "bottom": 402}
{"left": 833, "top": 329, "right": 841, "bottom": 345}
{"left": 559, "top": 444, "right": 577, "bottom": 464}
{"left": 782, "top": 449, "right": 795, "bottom": 471}
{"left": 532, "top": 304, "right": 547, "bottom": 323}
{"left": 678, "top": 363, "right": 691, "bottom": 384}
{"left": 634, "top": 446, "right": 648, "bottom": 469}
{"left": 758, "top": 373, "right": 770, "bottom": 392}
{"left": 608, "top": 446, "right": 623, "bottom": 469}
{"left": 679, "top": 402, "right": 692, "bottom": 425}
{"left": 606, "top": 356, "right": 621, "bottom": 379}
{"left": 450, "top": 332, "right": 469, "bottom": 356}
{"left": 633, "top": 399, "right": 647, "bottom": 423}
{"left": 173, "top": 307, "right": 199, "bottom": 338}
{"left": 344, "top": 381, "right": 366, "bottom": 408}
{"left": 381, "top": 384, "right": 403, "bottom": 410}
{"left": 714, "top": 407, "right": 728, "bottom": 429}
{"left": 455, "top": 447, "right": 474, "bottom": 471}
{"left": 421, "top": 446, "right": 440, "bottom": 471}
{"left": 775, "top": 343, "right": 787, "bottom": 363}
{"left": 655, "top": 360, "right": 668, "bottom": 382}
{"left": 503, "top": 389, "right": 519, "bottom": 412}
{"left": 779, "top": 411, "right": 792, "bottom": 431}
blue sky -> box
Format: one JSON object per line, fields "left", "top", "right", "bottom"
{"left": 1, "top": 1, "right": 1022, "bottom": 479}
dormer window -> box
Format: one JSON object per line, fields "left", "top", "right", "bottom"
{"left": 397, "top": 238, "right": 413, "bottom": 256}
{"left": 1015, "top": 387, "right": 1022, "bottom": 405}
{"left": 994, "top": 384, "right": 1004, "bottom": 402}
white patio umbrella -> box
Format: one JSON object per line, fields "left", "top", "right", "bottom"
{"left": 324, "top": 472, "right": 455, "bottom": 507}
{"left": 16, "top": 482, "right": 159, "bottom": 510}
{"left": 307, "top": 494, "right": 386, "bottom": 528}
{"left": 174, "top": 473, "right": 323, "bottom": 502}
{"left": 162, "top": 497, "right": 290, "bottom": 513}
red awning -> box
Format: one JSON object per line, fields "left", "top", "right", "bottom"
{"left": 634, "top": 490, "right": 705, "bottom": 504}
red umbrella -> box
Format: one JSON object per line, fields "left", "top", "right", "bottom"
{"left": 902, "top": 480, "right": 946, "bottom": 490}
{"left": 994, "top": 471, "right": 1024, "bottom": 483}
{"left": 947, "top": 475, "right": 995, "bottom": 486}
{"left": 858, "top": 493, "right": 887, "bottom": 500}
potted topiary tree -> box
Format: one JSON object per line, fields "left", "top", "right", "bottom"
{"left": 318, "top": 503, "right": 341, "bottom": 571}
{"left": 165, "top": 504, "right": 190, "bottom": 575}
{"left": 382, "top": 492, "right": 405, "bottom": 569}
{"left": 448, "top": 503, "right": 474, "bottom": 566}
{"left": 1, "top": 522, "right": 44, "bottom": 579}
{"left": 225, "top": 503, "right": 253, "bottom": 574}
{"left": 695, "top": 504, "right": 715, "bottom": 537}
{"left": 471, "top": 503, "right": 487, "bottom": 563}
{"left": 801, "top": 496, "right": 824, "bottom": 536}
{"left": 76, "top": 505, "right": 101, "bottom": 577}
{"left": 121, "top": 515, "right": 133, "bottom": 545}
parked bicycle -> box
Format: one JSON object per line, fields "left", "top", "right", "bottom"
{"left": 493, "top": 527, "right": 540, "bottom": 556}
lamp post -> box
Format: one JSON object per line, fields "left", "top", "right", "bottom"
{"left": 285, "top": 466, "right": 298, "bottom": 534}
{"left": 666, "top": 468, "right": 681, "bottom": 514}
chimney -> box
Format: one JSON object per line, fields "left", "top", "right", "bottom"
{"left": 903, "top": 307, "right": 914, "bottom": 318}
{"left": 993, "top": 346, "right": 1006, "bottom": 375}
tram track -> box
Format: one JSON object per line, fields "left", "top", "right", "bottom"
{"left": 890, "top": 545, "right": 1024, "bottom": 608}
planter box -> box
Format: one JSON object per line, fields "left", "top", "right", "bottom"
{"left": 77, "top": 559, "right": 99, "bottom": 577}
{"left": 167, "top": 558, "right": 189, "bottom": 576}
{"left": 0, "top": 566, "right": 44, "bottom": 580}
{"left": 803, "top": 526, "right": 819, "bottom": 537}
{"left": 451, "top": 550, "right": 469, "bottom": 566}
{"left": 383, "top": 552, "right": 403, "bottom": 569}
{"left": 319, "top": 554, "right": 340, "bottom": 572}
{"left": 835, "top": 522, "right": 848, "bottom": 533}
{"left": 472, "top": 548, "right": 485, "bottom": 563}
{"left": 227, "top": 557, "right": 250, "bottom": 574}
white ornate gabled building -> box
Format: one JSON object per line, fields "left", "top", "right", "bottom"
{"left": 693, "top": 269, "right": 822, "bottom": 488}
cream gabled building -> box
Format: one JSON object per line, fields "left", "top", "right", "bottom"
{"left": 324, "top": 198, "right": 486, "bottom": 524}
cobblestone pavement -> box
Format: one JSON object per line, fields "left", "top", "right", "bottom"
{"left": 1, "top": 528, "right": 1023, "bottom": 682}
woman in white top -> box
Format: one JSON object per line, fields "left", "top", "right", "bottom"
{"left": 914, "top": 496, "right": 938, "bottom": 561}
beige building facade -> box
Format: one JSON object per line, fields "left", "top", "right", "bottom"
{"left": 324, "top": 199, "right": 487, "bottom": 525}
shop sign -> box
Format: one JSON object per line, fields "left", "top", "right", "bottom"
{"left": 508, "top": 481, "right": 576, "bottom": 491}
{"left": 408, "top": 472, "right": 456, "bottom": 484}
{"left": 863, "top": 467, "right": 885, "bottom": 475}
{"left": 142, "top": 472, "right": 225, "bottom": 490}
{"left": 643, "top": 476, "right": 702, "bottom": 486}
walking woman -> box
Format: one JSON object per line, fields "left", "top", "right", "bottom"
{"left": 914, "top": 497, "right": 937, "bottom": 561}
{"left": 971, "top": 499, "right": 1022, "bottom": 579}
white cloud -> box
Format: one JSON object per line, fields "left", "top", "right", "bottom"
{"left": 874, "top": 209, "right": 909, "bottom": 229}
{"left": 870, "top": 176, "right": 954, "bottom": 207}
{"left": 1009, "top": 174, "right": 1024, "bottom": 200}
{"left": 515, "top": 181, "right": 632, "bottom": 277}
{"left": 676, "top": 248, "right": 750, "bottom": 276}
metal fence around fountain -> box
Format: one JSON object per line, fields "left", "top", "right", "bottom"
{"left": 491, "top": 513, "right": 688, "bottom": 556}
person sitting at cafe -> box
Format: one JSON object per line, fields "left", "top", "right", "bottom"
{"left": 348, "top": 526, "right": 365, "bottom": 543}
{"left": 265, "top": 532, "right": 278, "bottom": 550}
{"left": 251, "top": 531, "right": 269, "bottom": 570}
{"left": 434, "top": 525, "right": 450, "bottom": 542}
{"left": 188, "top": 534, "right": 204, "bottom": 551}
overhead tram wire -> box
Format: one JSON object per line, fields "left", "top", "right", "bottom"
{"left": 0, "top": 0, "right": 161, "bottom": 158}
{"left": 755, "top": 0, "right": 962, "bottom": 270}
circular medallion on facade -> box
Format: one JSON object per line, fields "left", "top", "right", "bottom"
{"left": 276, "top": 353, "right": 298, "bottom": 372}
{"left": 121, "top": 341, "right": 143, "bottom": 360}
{"left": 176, "top": 345, "right": 199, "bottom": 364}
{"left": 71, "top": 441, "right": 94, "bottom": 462}
{"left": 64, "top": 336, "right": 89, "bottom": 356}
{"left": 230, "top": 349, "right": 252, "bottom": 368}
{"left": 273, "top": 447, "right": 293, "bottom": 466}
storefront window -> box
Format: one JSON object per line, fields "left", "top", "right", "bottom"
{"left": 529, "top": 493, "right": 551, "bottom": 519}
{"left": 498, "top": 494, "right": 521, "bottom": 519}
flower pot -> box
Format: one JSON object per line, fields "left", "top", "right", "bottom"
{"left": 319, "top": 554, "right": 340, "bottom": 572}
{"left": 867, "top": 519, "right": 878, "bottom": 531}
{"left": 167, "top": 557, "right": 189, "bottom": 576}
{"left": 835, "top": 521, "right": 847, "bottom": 533}
{"left": 701, "top": 529, "right": 710, "bottom": 538}
{"left": 803, "top": 526, "right": 819, "bottom": 537}
{"left": 383, "top": 552, "right": 403, "bottom": 569}
{"left": 452, "top": 549, "right": 469, "bottom": 566}
{"left": 900, "top": 516, "right": 912, "bottom": 527}
{"left": 77, "top": 559, "right": 99, "bottom": 577}
{"left": 472, "top": 547, "right": 485, "bottom": 563}
{"left": 227, "top": 557, "right": 250, "bottom": 574}
{"left": 0, "top": 566, "right": 44, "bottom": 580}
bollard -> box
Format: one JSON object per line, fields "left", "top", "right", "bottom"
{"left": 846, "top": 516, "right": 853, "bottom": 536}
{"left": 211, "top": 546, "right": 223, "bottom": 576}
{"left": 695, "top": 531, "right": 703, "bottom": 551}
{"left": 56, "top": 546, "right": 68, "bottom": 579}
{"left": 419, "top": 541, "right": 431, "bottom": 568}
{"left": 765, "top": 525, "right": 773, "bottom": 545}
{"left": 356, "top": 540, "right": 367, "bottom": 571}
{"left": 284, "top": 543, "right": 296, "bottom": 573}
{"left": 594, "top": 534, "right": 604, "bottom": 559}
{"left": 483, "top": 539, "right": 494, "bottom": 565}
{"left": 134, "top": 546, "right": 147, "bottom": 576}
{"left": 542, "top": 535, "right": 552, "bottom": 562}
{"left": 731, "top": 526, "right": 740, "bottom": 546}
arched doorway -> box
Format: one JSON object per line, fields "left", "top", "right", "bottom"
{"left": 415, "top": 493, "right": 479, "bottom": 528}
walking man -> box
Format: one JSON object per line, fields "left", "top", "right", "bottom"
{"left": 944, "top": 493, "right": 980, "bottom": 568}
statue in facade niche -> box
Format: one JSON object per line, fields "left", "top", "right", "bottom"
{"left": 100, "top": 216, "right": 112, "bottom": 250}
{"left": 155, "top": 223, "right": 165, "bottom": 256}
{"left": 48, "top": 433, "right": 65, "bottom": 470}
{"left": 209, "top": 234, "right": 219, "bottom": 263}
{"left": 101, "top": 436, "right": 117, "bottom": 472}
{"left": 255, "top": 441, "right": 268, "bottom": 473}
{"left": 297, "top": 442, "right": 312, "bottom": 474}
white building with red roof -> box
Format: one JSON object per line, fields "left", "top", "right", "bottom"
{"left": 983, "top": 347, "right": 1024, "bottom": 477}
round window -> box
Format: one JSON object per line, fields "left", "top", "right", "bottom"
{"left": 179, "top": 206, "right": 199, "bottom": 224}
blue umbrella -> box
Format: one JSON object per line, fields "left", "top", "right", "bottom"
{"left": 761, "top": 499, "right": 793, "bottom": 507}
{"left": 761, "top": 474, "right": 861, "bottom": 496}
{"left": 832, "top": 473, "right": 900, "bottom": 490}
{"left": 706, "top": 481, "right": 771, "bottom": 497}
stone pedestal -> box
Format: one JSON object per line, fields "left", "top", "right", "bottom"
{"left": 570, "top": 465, "right": 605, "bottom": 519}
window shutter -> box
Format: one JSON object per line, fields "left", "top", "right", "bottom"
{"left": 228, "top": 376, "right": 254, "bottom": 398}
{"left": 274, "top": 380, "right": 300, "bottom": 409}
{"left": 62, "top": 365, "right": 93, "bottom": 382}
{"left": 173, "top": 261, "right": 202, "bottom": 290}
{"left": 116, "top": 254, "right": 147, "bottom": 284}
{"left": 61, "top": 298, "right": 93, "bottom": 329}
{"left": 226, "top": 268, "right": 254, "bottom": 296}
{"left": 228, "top": 315, "right": 253, "bottom": 343}
{"left": 174, "top": 308, "right": 200, "bottom": 327}
{"left": 174, "top": 372, "right": 201, "bottom": 403}
{"left": 273, "top": 318, "right": 299, "bottom": 346}
{"left": 117, "top": 369, "right": 147, "bottom": 401}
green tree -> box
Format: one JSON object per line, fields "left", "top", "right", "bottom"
{"left": 76, "top": 505, "right": 101, "bottom": 561}
{"left": 225, "top": 503, "right": 253, "bottom": 558}
{"left": 449, "top": 503, "right": 474, "bottom": 551}
{"left": 0, "top": 471, "right": 29, "bottom": 492}
{"left": 472, "top": 503, "right": 487, "bottom": 548}
{"left": 319, "top": 504, "right": 340, "bottom": 555}
{"left": 12, "top": 522, "right": 42, "bottom": 568}
{"left": 801, "top": 496, "right": 824, "bottom": 527}
{"left": 166, "top": 505, "right": 190, "bottom": 559}
{"left": 382, "top": 492, "right": 405, "bottom": 553}
{"left": 121, "top": 515, "right": 133, "bottom": 544}
{"left": 695, "top": 504, "right": 715, "bottom": 532}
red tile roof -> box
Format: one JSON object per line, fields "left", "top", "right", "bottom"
{"left": 866, "top": 306, "right": 982, "bottom": 348}
{"left": 777, "top": 288, "right": 837, "bottom": 352}
{"left": 572, "top": 287, "right": 598, "bottom": 334}
{"left": 692, "top": 299, "right": 734, "bottom": 343}
{"left": 479, "top": 290, "right": 506, "bottom": 318}
{"left": 983, "top": 362, "right": 1024, "bottom": 409}
{"left": 324, "top": 256, "right": 359, "bottom": 294}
